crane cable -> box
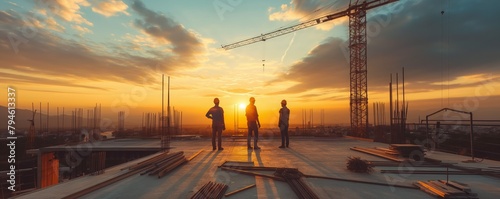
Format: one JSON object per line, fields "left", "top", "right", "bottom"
{"left": 262, "top": 40, "right": 265, "bottom": 72}
{"left": 440, "top": 0, "right": 450, "bottom": 107}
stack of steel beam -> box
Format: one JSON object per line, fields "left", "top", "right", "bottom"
{"left": 350, "top": 146, "right": 405, "bottom": 162}
{"left": 126, "top": 151, "right": 181, "bottom": 171}
{"left": 274, "top": 168, "right": 319, "bottom": 199}
{"left": 220, "top": 165, "right": 320, "bottom": 199}
{"left": 190, "top": 181, "right": 228, "bottom": 199}
{"left": 138, "top": 151, "right": 187, "bottom": 178}
{"left": 125, "top": 151, "right": 188, "bottom": 178}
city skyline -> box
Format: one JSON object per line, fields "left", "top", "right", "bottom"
{"left": 1, "top": 0, "right": 499, "bottom": 127}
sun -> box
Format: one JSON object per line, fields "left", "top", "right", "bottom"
{"left": 239, "top": 103, "right": 246, "bottom": 109}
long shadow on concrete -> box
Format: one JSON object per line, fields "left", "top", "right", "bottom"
{"left": 286, "top": 143, "right": 340, "bottom": 177}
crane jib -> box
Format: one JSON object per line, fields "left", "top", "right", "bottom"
{"left": 221, "top": 0, "right": 398, "bottom": 50}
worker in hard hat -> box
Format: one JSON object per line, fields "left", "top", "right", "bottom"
{"left": 206, "top": 97, "right": 225, "bottom": 150}
{"left": 278, "top": 99, "right": 290, "bottom": 148}
{"left": 245, "top": 97, "right": 261, "bottom": 150}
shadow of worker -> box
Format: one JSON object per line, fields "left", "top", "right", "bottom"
{"left": 254, "top": 149, "right": 263, "bottom": 166}
{"left": 247, "top": 148, "right": 263, "bottom": 166}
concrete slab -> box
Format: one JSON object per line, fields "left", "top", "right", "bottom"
{"left": 14, "top": 137, "right": 500, "bottom": 198}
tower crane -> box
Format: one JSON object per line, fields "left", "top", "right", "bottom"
{"left": 222, "top": 0, "right": 398, "bottom": 137}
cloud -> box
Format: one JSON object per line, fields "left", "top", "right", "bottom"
{"left": 0, "top": 9, "right": 24, "bottom": 25}
{"left": 0, "top": 10, "right": 183, "bottom": 89}
{"left": 225, "top": 88, "right": 253, "bottom": 94}
{"left": 34, "top": 0, "right": 93, "bottom": 26}
{"left": 268, "top": 37, "right": 350, "bottom": 95}
{"left": 130, "top": 0, "right": 203, "bottom": 60}
{"left": 72, "top": 24, "right": 92, "bottom": 34}
{"left": 8, "top": 1, "right": 18, "bottom": 7}
{"left": 268, "top": 0, "right": 500, "bottom": 96}
{"left": 91, "top": 0, "right": 129, "bottom": 17}
{"left": 0, "top": 71, "right": 107, "bottom": 91}
{"left": 268, "top": 0, "right": 347, "bottom": 30}
{"left": 45, "top": 16, "right": 65, "bottom": 32}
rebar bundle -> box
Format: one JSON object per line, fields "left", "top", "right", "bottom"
{"left": 274, "top": 168, "right": 319, "bottom": 199}
{"left": 190, "top": 181, "right": 228, "bottom": 199}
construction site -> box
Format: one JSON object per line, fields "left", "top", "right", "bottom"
{"left": 1, "top": 0, "right": 500, "bottom": 198}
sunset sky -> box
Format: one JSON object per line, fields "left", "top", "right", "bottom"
{"left": 1, "top": 0, "right": 499, "bottom": 129}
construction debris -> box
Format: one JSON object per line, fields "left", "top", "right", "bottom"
{"left": 346, "top": 156, "right": 373, "bottom": 173}
{"left": 190, "top": 181, "right": 228, "bottom": 199}
{"left": 414, "top": 180, "right": 478, "bottom": 199}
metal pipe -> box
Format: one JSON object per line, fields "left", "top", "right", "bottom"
{"left": 224, "top": 184, "right": 256, "bottom": 197}
{"left": 470, "top": 112, "right": 474, "bottom": 160}
{"left": 221, "top": 167, "right": 285, "bottom": 181}
{"left": 305, "top": 174, "right": 418, "bottom": 189}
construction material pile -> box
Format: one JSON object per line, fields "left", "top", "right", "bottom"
{"left": 390, "top": 144, "right": 425, "bottom": 160}
{"left": 346, "top": 156, "right": 373, "bottom": 173}
{"left": 219, "top": 163, "right": 320, "bottom": 199}
{"left": 351, "top": 144, "right": 425, "bottom": 162}
{"left": 274, "top": 168, "right": 320, "bottom": 199}
{"left": 190, "top": 181, "right": 228, "bottom": 199}
{"left": 129, "top": 151, "right": 187, "bottom": 178}
{"left": 414, "top": 180, "right": 478, "bottom": 199}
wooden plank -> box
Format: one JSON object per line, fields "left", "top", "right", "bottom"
{"left": 224, "top": 184, "right": 256, "bottom": 197}
{"left": 428, "top": 181, "right": 464, "bottom": 195}
{"left": 350, "top": 147, "right": 403, "bottom": 162}
{"left": 414, "top": 181, "right": 447, "bottom": 198}
{"left": 414, "top": 182, "right": 440, "bottom": 198}
{"left": 187, "top": 149, "right": 204, "bottom": 161}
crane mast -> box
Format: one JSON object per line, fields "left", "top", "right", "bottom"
{"left": 222, "top": 0, "right": 398, "bottom": 137}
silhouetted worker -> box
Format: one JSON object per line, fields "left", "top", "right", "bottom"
{"left": 206, "top": 98, "right": 225, "bottom": 150}
{"left": 278, "top": 99, "right": 290, "bottom": 148}
{"left": 246, "top": 97, "right": 261, "bottom": 149}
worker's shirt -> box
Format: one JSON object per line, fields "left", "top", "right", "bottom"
{"left": 279, "top": 106, "right": 290, "bottom": 126}
{"left": 206, "top": 106, "right": 224, "bottom": 127}
{"left": 245, "top": 104, "right": 259, "bottom": 122}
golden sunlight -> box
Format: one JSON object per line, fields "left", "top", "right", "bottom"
{"left": 239, "top": 103, "right": 246, "bottom": 109}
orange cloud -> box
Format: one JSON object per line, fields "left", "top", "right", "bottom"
{"left": 92, "top": 0, "right": 129, "bottom": 17}
{"left": 35, "top": 0, "right": 93, "bottom": 26}
{"left": 268, "top": 0, "right": 346, "bottom": 31}
{"left": 72, "top": 24, "right": 92, "bottom": 34}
